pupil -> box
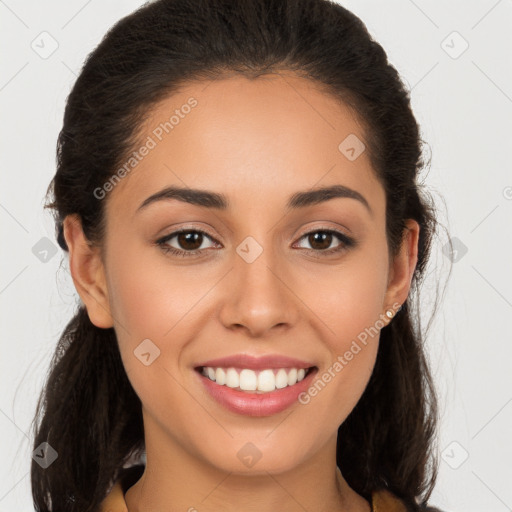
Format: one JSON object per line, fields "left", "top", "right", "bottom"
{"left": 310, "top": 231, "right": 331, "bottom": 250}
{"left": 178, "top": 232, "right": 202, "bottom": 250}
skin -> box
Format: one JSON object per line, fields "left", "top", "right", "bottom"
{"left": 63, "top": 72, "right": 419, "bottom": 512}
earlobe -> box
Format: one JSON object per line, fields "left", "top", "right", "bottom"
{"left": 62, "top": 214, "right": 114, "bottom": 329}
{"left": 383, "top": 219, "right": 420, "bottom": 313}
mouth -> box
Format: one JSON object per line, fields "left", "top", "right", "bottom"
{"left": 194, "top": 365, "right": 318, "bottom": 394}
{"left": 194, "top": 365, "right": 319, "bottom": 417}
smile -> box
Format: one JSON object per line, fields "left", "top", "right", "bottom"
{"left": 198, "top": 366, "right": 315, "bottom": 393}
{"left": 195, "top": 365, "right": 318, "bottom": 417}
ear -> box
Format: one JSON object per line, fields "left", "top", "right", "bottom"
{"left": 62, "top": 214, "right": 114, "bottom": 329}
{"left": 383, "top": 219, "right": 420, "bottom": 316}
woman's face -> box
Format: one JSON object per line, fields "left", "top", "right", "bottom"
{"left": 68, "top": 72, "right": 417, "bottom": 476}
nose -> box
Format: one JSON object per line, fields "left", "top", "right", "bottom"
{"left": 218, "top": 242, "right": 300, "bottom": 338}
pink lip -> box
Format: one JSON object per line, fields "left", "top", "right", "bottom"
{"left": 196, "top": 367, "right": 318, "bottom": 417}
{"left": 194, "top": 354, "right": 315, "bottom": 371}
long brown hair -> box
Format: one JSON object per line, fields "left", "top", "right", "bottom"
{"left": 30, "top": 1, "right": 450, "bottom": 510}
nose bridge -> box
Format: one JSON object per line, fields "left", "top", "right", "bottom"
{"left": 219, "top": 232, "right": 299, "bottom": 335}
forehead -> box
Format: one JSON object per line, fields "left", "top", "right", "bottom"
{"left": 106, "top": 72, "right": 384, "bottom": 217}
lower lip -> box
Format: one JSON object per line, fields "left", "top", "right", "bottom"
{"left": 196, "top": 367, "right": 318, "bottom": 417}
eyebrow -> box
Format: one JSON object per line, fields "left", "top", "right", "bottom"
{"left": 137, "top": 184, "right": 372, "bottom": 216}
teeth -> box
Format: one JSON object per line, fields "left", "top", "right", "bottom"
{"left": 215, "top": 367, "right": 226, "bottom": 385}
{"left": 225, "top": 368, "right": 239, "bottom": 388}
{"left": 200, "top": 366, "right": 311, "bottom": 393}
{"left": 275, "top": 369, "right": 288, "bottom": 389}
{"left": 258, "top": 369, "right": 275, "bottom": 392}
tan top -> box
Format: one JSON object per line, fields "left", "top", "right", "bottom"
{"left": 98, "top": 466, "right": 410, "bottom": 512}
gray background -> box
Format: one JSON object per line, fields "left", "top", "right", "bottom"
{"left": 1, "top": 0, "right": 511, "bottom": 510}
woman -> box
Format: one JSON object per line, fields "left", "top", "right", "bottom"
{"left": 30, "top": 0, "right": 448, "bottom": 510}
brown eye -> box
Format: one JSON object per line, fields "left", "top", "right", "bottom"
{"left": 176, "top": 231, "right": 204, "bottom": 251}
{"left": 294, "top": 228, "right": 356, "bottom": 257}
{"left": 156, "top": 229, "right": 219, "bottom": 257}
{"left": 307, "top": 231, "right": 335, "bottom": 251}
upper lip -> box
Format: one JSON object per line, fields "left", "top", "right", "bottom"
{"left": 195, "top": 354, "right": 316, "bottom": 370}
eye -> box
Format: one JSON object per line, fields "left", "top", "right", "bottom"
{"left": 293, "top": 228, "right": 356, "bottom": 256}
{"left": 156, "top": 228, "right": 220, "bottom": 257}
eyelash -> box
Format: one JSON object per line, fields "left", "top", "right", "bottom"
{"left": 155, "top": 227, "right": 356, "bottom": 259}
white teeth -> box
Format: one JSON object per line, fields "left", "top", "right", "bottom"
{"left": 239, "top": 369, "right": 257, "bottom": 391}
{"left": 287, "top": 368, "right": 298, "bottom": 386}
{"left": 200, "top": 366, "right": 311, "bottom": 393}
{"left": 215, "top": 367, "right": 226, "bottom": 385}
{"left": 225, "top": 368, "right": 239, "bottom": 388}
{"left": 275, "top": 369, "right": 288, "bottom": 389}
{"left": 258, "top": 369, "right": 275, "bottom": 392}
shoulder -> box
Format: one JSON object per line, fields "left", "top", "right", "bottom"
{"left": 372, "top": 488, "right": 409, "bottom": 512}
{"left": 99, "top": 464, "right": 145, "bottom": 512}
{"left": 372, "top": 488, "right": 445, "bottom": 512}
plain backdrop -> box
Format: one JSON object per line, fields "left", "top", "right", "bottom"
{"left": 1, "top": 1, "right": 511, "bottom": 510}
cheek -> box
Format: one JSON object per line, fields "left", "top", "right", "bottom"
{"left": 106, "top": 240, "right": 199, "bottom": 339}
{"left": 294, "top": 243, "right": 388, "bottom": 424}
{"left": 105, "top": 245, "right": 197, "bottom": 421}
{"left": 104, "top": 241, "right": 185, "bottom": 380}
{"left": 303, "top": 239, "right": 389, "bottom": 345}
{"left": 104, "top": 239, "right": 218, "bottom": 392}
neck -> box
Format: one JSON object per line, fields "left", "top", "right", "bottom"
{"left": 124, "top": 415, "right": 371, "bottom": 512}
